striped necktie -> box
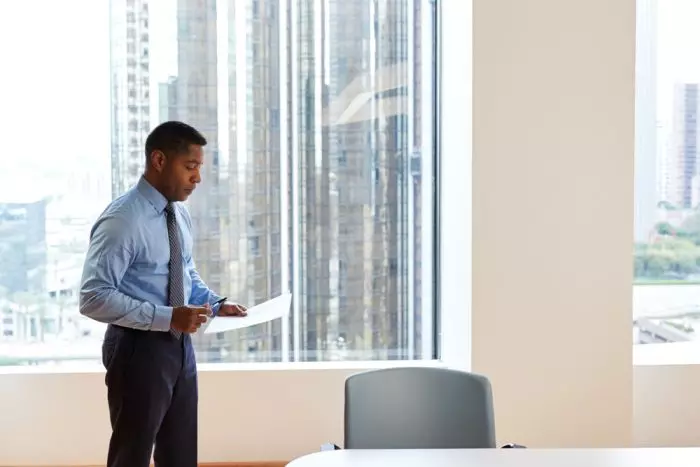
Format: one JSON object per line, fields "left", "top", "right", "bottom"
{"left": 166, "top": 203, "right": 184, "bottom": 339}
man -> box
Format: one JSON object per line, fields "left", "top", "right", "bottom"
{"left": 80, "top": 121, "right": 247, "bottom": 467}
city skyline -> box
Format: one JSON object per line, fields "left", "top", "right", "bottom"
{"left": 0, "top": 0, "right": 436, "bottom": 364}
{"left": 640, "top": 0, "right": 700, "bottom": 215}
{"left": 3, "top": 0, "right": 700, "bottom": 360}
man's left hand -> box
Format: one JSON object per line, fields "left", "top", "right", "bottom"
{"left": 217, "top": 303, "right": 248, "bottom": 317}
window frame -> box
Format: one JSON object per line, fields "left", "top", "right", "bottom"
{"left": 0, "top": 0, "right": 473, "bottom": 375}
{"left": 433, "top": 0, "right": 472, "bottom": 371}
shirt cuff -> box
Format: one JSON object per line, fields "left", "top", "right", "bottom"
{"left": 208, "top": 292, "right": 223, "bottom": 305}
{"left": 151, "top": 305, "right": 174, "bottom": 332}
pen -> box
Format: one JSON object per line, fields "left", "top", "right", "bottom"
{"left": 210, "top": 297, "right": 227, "bottom": 317}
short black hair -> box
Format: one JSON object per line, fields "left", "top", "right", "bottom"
{"left": 145, "top": 121, "right": 207, "bottom": 161}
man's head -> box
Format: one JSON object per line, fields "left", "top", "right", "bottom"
{"left": 144, "top": 121, "right": 207, "bottom": 202}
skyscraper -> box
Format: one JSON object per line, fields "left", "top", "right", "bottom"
{"left": 290, "top": 0, "right": 423, "bottom": 360}
{"left": 225, "top": 0, "right": 284, "bottom": 360}
{"left": 669, "top": 83, "right": 700, "bottom": 209}
{"left": 0, "top": 199, "right": 47, "bottom": 296}
{"left": 171, "top": 0, "right": 285, "bottom": 362}
{"left": 109, "top": 0, "right": 428, "bottom": 363}
{"left": 109, "top": 0, "right": 152, "bottom": 199}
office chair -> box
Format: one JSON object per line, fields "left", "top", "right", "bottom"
{"left": 341, "top": 366, "right": 499, "bottom": 449}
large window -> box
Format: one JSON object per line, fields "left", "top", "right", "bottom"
{"left": 0, "top": 0, "right": 438, "bottom": 366}
{"left": 634, "top": 0, "right": 700, "bottom": 346}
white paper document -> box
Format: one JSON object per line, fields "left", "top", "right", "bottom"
{"left": 202, "top": 293, "right": 292, "bottom": 334}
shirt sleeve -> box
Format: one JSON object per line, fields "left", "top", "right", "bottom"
{"left": 188, "top": 257, "right": 222, "bottom": 306}
{"left": 79, "top": 214, "right": 173, "bottom": 331}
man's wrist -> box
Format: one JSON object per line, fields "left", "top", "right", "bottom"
{"left": 151, "top": 305, "right": 174, "bottom": 331}
{"left": 209, "top": 293, "right": 224, "bottom": 305}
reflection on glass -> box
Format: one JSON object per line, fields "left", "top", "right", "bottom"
{"left": 0, "top": 0, "right": 436, "bottom": 365}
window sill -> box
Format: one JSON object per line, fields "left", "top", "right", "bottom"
{"left": 633, "top": 342, "right": 700, "bottom": 366}
{"left": 0, "top": 358, "right": 447, "bottom": 376}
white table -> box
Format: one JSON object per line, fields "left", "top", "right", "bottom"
{"left": 286, "top": 448, "right": 700, "bottom": 467}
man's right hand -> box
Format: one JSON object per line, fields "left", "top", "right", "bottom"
{"left": 171, "top": 305, "right": 211, "bottom": 333}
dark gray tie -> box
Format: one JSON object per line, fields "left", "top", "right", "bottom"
{"left": 166, "top": 203, "right": 184, "bottom": 339}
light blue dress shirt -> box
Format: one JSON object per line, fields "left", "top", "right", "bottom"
{"left": 79, "top": 176, "right": 221, "bottom": 331}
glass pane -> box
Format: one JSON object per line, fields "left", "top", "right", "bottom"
{"left": 0, "top": 0, "right": 437, "bottom": 366}
{"left": 634, "top": 0, "right": 700, "bottom": 345}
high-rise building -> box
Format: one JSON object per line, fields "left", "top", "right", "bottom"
{"left": 109, "top": 0, "right": 151, "bottom": 199}
{"left": 171, "top": 0, "right": 226, "bottom": 361}
{"left": 290, "top": 0, "right": 424, "bottom": 360}
{"left": 158, "top": 77, "right": 178, "bottom": 125}
{"left": 109, "top": 0, "right": 428, "bottom": 363}
{"left": 0, "top": 198, "right": 48, "bottom": 343}
{"left": 170, "top": 0, "right": 285, "bottom": 362}
{"left": 226, "top": 0, "right": 285, "bottom": 359}
{"left": 669, "top": 83, "right": 700, "bottom": 209}
{"left": 291, "top": 0, "right": 332, "bottom": 361}
{"left": 0, "top": 199, "right": 47, "bottom": 296}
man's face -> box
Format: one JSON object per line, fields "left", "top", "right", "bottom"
{"left": 158, "top": 144, "right": 204, "bottom": 202}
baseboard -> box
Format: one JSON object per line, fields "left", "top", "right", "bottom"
{"left": 7, "top": 462, "right": 288, "bottom": 467}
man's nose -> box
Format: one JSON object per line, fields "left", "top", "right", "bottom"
{"left": 192, "top": 169, "right": 201, "bottom": 184}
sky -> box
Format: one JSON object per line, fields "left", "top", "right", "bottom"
{"left": 0, "top": 1, "right": 110, "bottom": 201}
{"left": 656, "top": 0, "right": 700, "bottom": 126}
{"left": 0, "top": 0, "right": 176, "bottom": 204}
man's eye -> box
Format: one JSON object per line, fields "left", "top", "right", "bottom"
{"left": 186, "top": 164, "right": 197, "bottom": 170}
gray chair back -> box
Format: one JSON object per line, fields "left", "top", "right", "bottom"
{"left": 344, "top": 366, "right": 496, "bottom": 449}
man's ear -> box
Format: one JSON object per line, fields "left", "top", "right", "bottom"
{"left": 149, "top": 150, "right": 167, "bottom": 172}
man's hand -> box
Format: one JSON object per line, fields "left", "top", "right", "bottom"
{"left": 171, "top": 305, "right": 211, "bottom": 333}
{"left": 217, "top": 302, "right": 247, "bottom": 317}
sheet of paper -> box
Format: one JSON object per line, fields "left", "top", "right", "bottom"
{"left": 202, "top": 293, "right": 292, "bottom": 334}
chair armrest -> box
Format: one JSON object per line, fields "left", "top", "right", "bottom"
{"left": 320, "top": 443, "right": 342, "bottom": 451}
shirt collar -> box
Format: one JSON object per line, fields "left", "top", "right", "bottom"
{"left": 136, "top": 176, "right": 169, "bottom": 214}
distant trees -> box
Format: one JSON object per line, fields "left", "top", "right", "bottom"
{"left": 635, "top": 207, "right": 700, "bottom": 280}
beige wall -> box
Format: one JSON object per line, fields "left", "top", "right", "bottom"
{"left": 0, "top": 364, "right": 698, "bottom": 465}
{"left": 634, "top": 363, "right": 700, "bottom": 447}
{"left": 1, "top": 0, "right": 698, "bottom": 465}
{"left": 470, "top": 0, "right": 636, "bottom": 448}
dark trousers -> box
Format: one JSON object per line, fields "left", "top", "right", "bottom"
{"left": 102, "top": 324, "right": 198, "bottom": 467}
